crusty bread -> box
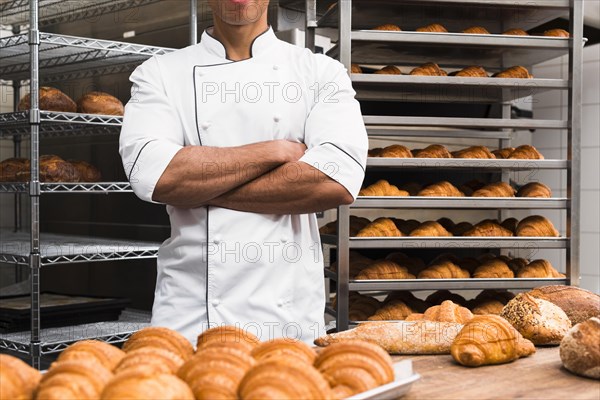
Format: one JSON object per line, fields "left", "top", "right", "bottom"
{"left": 528, "top": 285, "right": 600, "bottom": 325}
{"left": 77, "top": 92, "right": 124, "bottom": 116}
{"left": 560, "top": 317, "right": 600, "bottom": 379}
{"left": 18, "top": 87, "right": 76, "bottom": 112}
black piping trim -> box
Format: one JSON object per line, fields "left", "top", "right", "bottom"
{"left": 128, "top": 139, "right": 157, "bottom": 182}
{"left": 205, "top": 25, "right": 271, "bottom": 62}
{"left": 320, "top": 142, "right": 365, "bottom": 172}
{"left": 205, "top": 206, "right": 210, "bottom": 326}
{"left": 192, "top": 66, "right": 204, "bottom": 146}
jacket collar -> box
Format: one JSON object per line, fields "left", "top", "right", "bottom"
{"left": 200, "top": 26, "right": 276, "bottom": 61}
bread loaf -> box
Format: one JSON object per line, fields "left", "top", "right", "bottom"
{"left": 0, "top": 158, "right": 29, "bottom": 182}
{"left": 528, "top": 285, "right": 600, "bottom": 325}
{"left": 76, "top": 92, "right": 124, "bottom": 116}
{"left": 559, "top": 317, "right": 600, "bottom": 380}
{"left": 18, "top": 87, "right": 76, "bottom": 112}
{"left": 67, "top": 160, "right": 102, "bottom": 182}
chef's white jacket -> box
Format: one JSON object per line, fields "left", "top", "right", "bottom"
{"left": 119, "top": 27, "right": 367, "bottom": 344}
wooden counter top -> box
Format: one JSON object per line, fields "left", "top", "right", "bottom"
{"left": 392, "top": 347, "right": 599, "bottom": 399}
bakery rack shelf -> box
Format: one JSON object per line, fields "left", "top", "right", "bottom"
{"left": 0, "top": 32, "right": 173, "bottom": 82}
{"left": 0, "top": 0, "right": 162, "bottom": 27}
{"left": 366, "top": 158, "right": 569, "bottom": 170}
{"left": 351, "top": 75, "right": 568, "bottom": 103}
{"left": 0, "top": 182, "right": 133, "bottom": 194}
{"left": 352, "top": 197, "right": 569, "bottom": 209}
{"left": 362, "top": 116, "right": 568, "bottom": 131}
{"left": 0, "top": 230, "right": 159, "bottom": 266}
{"left": 0, "top": 309, "right": 151, "bottom": 356}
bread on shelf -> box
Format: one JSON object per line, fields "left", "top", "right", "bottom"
{"left": 400, "top": 182, "right": 423, "bottom": 196}
{"left": 409, "top": 221, "right": 453, "bottom": 237}
{"left": 409, "top": 62, "right": 448, "bottom": 76}
{"left": 493, "top": 66, "right": 533, "bottom": 79}
{"left": 463, "top": 220, "right": 513, "bottom": 237}
{"left": 356, "top": 217, "right": 403, "bottom": 237}
{"left": 501, "top": 293, "right": 572, "bottom": 345}
{"left": 515, "top": 215, "right": 559, "bottom": 237}
{"left": 416, "top": 23, "right": 448, "bottom": 33}
{"left": 384, "top": 291, "right": 430, "bottom": 313}
{"left": 528, "top": 285, "right": 600, "bottom": 325}
{"left": 417, "top": 181, "right": 464, "bottom": 197}
{"left": 507, "top": 144, "right": 544, "bottom": 159}
{"left": 378, "top": 144, "right": 412, "bottom": 158}
{"left": 500, "top": 217, "right": 519, "bottom": 234}
{"left": 413, "top": 144, "right": 452, "bottom": 158}
{"left": 359, "top": 180, "right": 409, "bottom": 196}
{"left": 330, "top": 251, "right": 372, "bottom": 279}
{"left": 350, "top": 64, "right": 363, "bottom": 74}
{"left": 461, "top": 26, "right": 490, "bottom": 34}
{"left": 16, "top": 155, "right": 80, "bottom": 183}
{"left": 518, "top": 259, "right": 565, "bottom": 278}
{"left": 348, "top": 295, "right": 381, "bottom": 321}
{"left": 507, "top": 257, "right": 529, "bottom": 274}
{"left": 517, "top": 182, "right": 552, "bottom": 198}
{"left": 18, "top": 86, "right": 77, "bottom": 113}
{"left": 319, "top": 216, "right": 371, "bottom": 237}
{"left": 355, "top": 259, "right": 416, "bottom": 280}
{"left": 544, "top": 29, "right": 570, "bottom": 37}
{"left": 368, "top": 299, "right": 414, "bottom": 320}
{"left": 67, "top": 160, "right": 102, "bottom": 182}
{"left": 57, "top": 340, "right": 125, "bottom": 371}
{"left": 451, "top": 315, "right": 536, "bottom": 367}
{"left": 459, "top": 179, "right": 485, "bottom": 195}
{"left": 503, "top": 28, "right": 529, "bottom": 36}
{"left": 0, "top": 157, "right": 29, "bottom": 182}
{"left": 471, "top": 182, "right": 516, "bottom": 197}
{"left": 417, "top": 260, "right": 470, "bottom": 279}
{"left": 472, "top": 259, "right": 515, "bottom": 279}
{"left": 451, "top": 145, "right": 494, "bottom": 158}
{"left": 385, "top": 251, "right": 425, "bottom": 275}
{"left": 450, "top": 222, "right": 474, "bottom": 236}
{"left": 373, "top": 24, "right": 401, "bottom": 31}
{"left": 406, "top": 300, "right": 473, "bottom": 324}
{"left": 560, "top": 317, "right": 600, "bottom": 379}
{"left": 0, "top": 354, "right": 41, "bottom": 400}
{"left": 426, "top": 290, "right": 467, "bottom": 306}
{"left": 374, "top": 65, "right": 402, "bottom": 75}
{"left": 76, "top": 92, "right": 124, "bottom": 116}
{"left": 492, "top": 147, "right": 515, "bottom": 159}
{"left": 123, "top": 326, "right": 195, "bottom": 361}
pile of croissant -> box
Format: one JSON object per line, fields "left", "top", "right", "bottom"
{"left": 330, "top": 251, "right": 565, "bottom": 281}
{"left": 0, "top": 155, "right": 102, "bottom": 183}
{"left": 371, "top": 22, "right": 569, "bottom": 37}
{"left": 368, "top": 144, "right": 544, "bottom": 160}
{"left": 0, "top": 325, "right": 396, "bottom": 400}
{"left": 363, "top": 62, "right": 533, "bottom": 79}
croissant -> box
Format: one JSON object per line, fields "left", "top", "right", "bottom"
{"left": 426, "top": 290, "right": 467, "bottom": 306}
{"left": 517, "top": 182, "right": 552, "bottom": 198}
{"left": 544, "top": 29, "right": 569, "bottom": 37}
{"left": 368, "top": 299, "right": 414, "bottom": 321}
{"left": 472, "top": 259, "right": 515, "bottom": 278}
{"left": 501, "top": 217, "right": 519, "bottom": 233}
{"left": 399, "top": 182, "right": 423, "bottom": 196}
{"left": 460, "top": 179, "right": 485, "bottom": 195}
{"left": 178, "top": 346, "right": 255, "bottom": 400}
{"left": 373, "top": 24, "right": 401, "bottom": 31}
{"left": 471, "top": 300, "right": 506, "bottom": 315}
{"left": 350, "top": 64, "right": 363, "bottom": 74}
{"left": 493, "top": 66, "right": 533, "bottom": 79}
{"left": 462, "top": 26, "right": 490, "bottom": 34}
{"left": 359, "top": 180, "right": 409, "bottom": 196}
{"left": 456, "top": 257, "right": 481, "bottom": 274}
{"left": 452, "top": 145, "right": 494, "bottom": 158}
{"left": 517, "top": 259, "right": 565, "bottom": 278}
{"left": 451, "top": 315, "right": 536, "bottom": 367}
{"left": 368, "top": 147, "right": 382, "bottom": 157}
{"left": 38, "top": 360, "right": 113, "bottom": 400}
{"left": 251, "top": 338, "right": 316, "bottom": 364}
{"left": 356, "top": 217, "right": 403, "bottom": 237}
{"left": 475, "top": 289, "right": 515, "bottom": 305}
{"left": 57, "top": 340, "right": 125, "bottom": 372}
{"left": 330, "top": 251, "right": 372, "bottom": 278}
{"left": 416, "top": 23, "right": 448, "bottom": 33}
{"left": 314, "top": 340, "right": 394, "bottom": 397}
{"left": 501, "top": 293, "right": 572, "bottom": 345}
{"left": 463, "top": 220, "right": 513, "bottom": 237}
{"left": 507, "top": 257, "right": 529, "bottom": 274}
{"left": 378, "top": 144, "right": 412, "bottom": 158}
{"left": 516, "top": 215, "right": 559, "bottom": 237}
{"left": 472, "top": 182, "right": 515, "bottom": 197}
{"left": 503, "top": 28, "right": 529, "bottom": 36}
{"left": 101, "top": 366, "right": 193, "bottom": 400}
{"left": 406, "top": 300, "right": 473, "bottom": 324}
{"left": 0, "top": 354, "right": 41, "bottom": 400}
{"left": 384, "top": 291, "right": 430, "bottom": 313}
{"left": 348, "top": 295, "right": 381, "bottom": 321}
{"left": 418, "top": 261, "right": 470, "bottom": 279}
{"left": 417, "top": 181, "right": 464, "bottom": 197}
{"left": 451, "top": 222, "right": 474, "bottom": 236}
{"left": 122, "top": 327, "right": 194, "bottom": 361}
{"left": 355, "top": 259, "right": 416, "bottom": 280}
{"left": 492, "top": 147, "right": 515, "bottom": 159}
{"left": 507, "top": 144, "right": 544, "bottom": 159}
{"left": 319, "top": 216, "right": 371, "bottom": 237}
{"left": 196, "top": 325, "right": 260, "bottom": 354}
{"left": 455, "top": 66, "right": 489, "bottom": 78}
{"left": 114, "top": 347, "right": 185, "bottom": 375}
{"left": 409, "top": 221, "right": 453, "bottom": 237}
{"left": 393, "top": 219, "right": 421, "bottom": 235}
{"left": 385, "top": 251, "right": 425, "bottom": 275}
{"left": 409, "top": 63, "right": 448, "bottom": 77}
{"left": 374, "top": 65, "right": 402, "bottom": 75}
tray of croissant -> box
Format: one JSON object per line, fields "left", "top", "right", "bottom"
{"left": 349, "top": 359, "right": 420, "bottom": 400}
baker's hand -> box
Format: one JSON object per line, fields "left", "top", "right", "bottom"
{"left": 278, "top": 140, "right": 307, "bottom": 162}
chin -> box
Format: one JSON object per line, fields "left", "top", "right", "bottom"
{"left": 211, "top": 0, "right": 269, "bottom": 25}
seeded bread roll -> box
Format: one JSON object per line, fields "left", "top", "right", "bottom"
{"left": 560, "top": 317, "right": 600, "bottom": 379}
{"left": 528, "top": 285, "right": 600, "bottom": 325}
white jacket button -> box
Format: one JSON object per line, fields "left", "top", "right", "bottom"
{"left": 212, "top": 299, "right": 220, "bottom": 307}
{"left": 277, "top": 299, "right": 284, "bottom": 307}
{"left": 274, "top": 115, "right": 281, "bottom": 123}
{"left": 281, "top": 236, "right": 288, "bottom": 243}
{"left": 273, "top": 65, "right": 279, "bottom": 71}
{"left": 201, "top": 121, "right": 211, "bottom": 130}
{"left": 213, "top": 236, "right": 221, "bottom": 244}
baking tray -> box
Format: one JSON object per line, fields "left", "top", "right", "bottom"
{"left": 350, "top": 359, "right": 420, "bottom": 399}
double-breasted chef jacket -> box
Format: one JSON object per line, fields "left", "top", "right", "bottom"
{"left": 119, "top": 27, "right": 368, "bottom": 344}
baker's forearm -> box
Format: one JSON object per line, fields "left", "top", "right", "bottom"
{"left": 152, "top": 140, "right": 304, "bottom": 207}
{"left": 208, "top": 161, "right": 354, "bottom": 214}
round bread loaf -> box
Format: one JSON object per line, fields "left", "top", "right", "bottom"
{"left": 560, "top": 317, "right": 600, "bottom": 379}
{"left": 0, "top": 158, "right": 30, "bottom": 182}
{"left": 18, "top": 87, "right": 77, "bottom": 112}
{"left": 68, "top": 160, "right": 102, "bottom": 182}
{"left": 528, "top": 285, "right": 600, "bottom": 325}
{"left": 77, "top": 92, "right": 124, "bottom": 116}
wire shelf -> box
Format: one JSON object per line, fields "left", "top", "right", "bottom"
{"left": 351, "top": 197, "right": 570, "bottom": 209}
{"left": 366, "top": 158, "right": 569, "bottom": 170}
{"left": 1, "top": 182, "right": 133, "bottom": 194}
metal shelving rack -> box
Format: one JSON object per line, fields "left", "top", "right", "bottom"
{"left": 0, "top": 0, "right": 174, "bottom": 367}
{"left": 283, "top": 0, "right": 583, "bottom": 331}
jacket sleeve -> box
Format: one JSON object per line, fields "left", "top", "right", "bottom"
{"left": 119, "top": 56, "right": 184, "bottom": 203}
{"left": 298, "top": 58, "right": 368, "bottom": 199}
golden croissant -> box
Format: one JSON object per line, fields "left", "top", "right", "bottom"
{"left": 57, "top": 340, "right": 125, "bottom": 372}
{"left": 251, "top": 338, "right": 316, "bottom": 364}
{"left": 492, "top": 147, "right": 515, "bottom": 159}
{"left": 374, "top": 65, "right": 402, "bottom": 75}
{"left": 472, "top": 182, "right": 515, "bottom": 197}
{"left": 123, "top": 327, "right": 194, "bottom": 361}
{"left": 501, "top": 217, "right": 519, "bottom": 234}
{"left": 38, "top": 360, "right": 113, "bottom": 400}
{"left": 409, "top": 221, "right": 453, "bottom": 237}
{"left": 394, "top": 218, "right": 421, "bottom": 235}
{"left": 516, "top": 259, "right": 564, "bottom": 278}
{"left": 368, "top": 147, "right": 382, "bottom": 157}
{"left": 462, "top": 26, "right": 490, "bottom": 34}
{"left": 348, "top": 295, "right": 381, "bottom": 321}
{"left": 384, "top": 291, "right": 429, "bottom": 313}
{"left": 351, "top": 64, "right": 363, "bottom": 74}
{"left": 178, "top": 346, "right": 255, "bottom": 399}
{"left": 355, "top": 259, "right": 416, "bottom": 280}
{"left": 452, "top": 145, "right": 494, "bottom": 158}
{"left": 373, "top": 24, "right": 401, "bottom": 31}
{"left": 319, "top": 216, "right": 371, "bottom": 237}
{"left": 359, "top": 180, "right": 409, "bottom": 196}
{"left": 517, "top": 182, "right": 552, "bottom": 198}
{"left": 503, "top": 28, "right": 529, "bottom": 36}
{"left": 516, "top": 215, "right": 559, "bottom": 237}
{"left": 356, "top": 217, "right": 403, "bottom": 237}
{"left": 410, "top": 63, "right": 448, "bottom": 76}
{"left": 493, "top": 66, "right": 533, "bottom": 79}
{"left": 471, "top": 300, "right": 506, "bottom": 315}
{"left": 507, "top": 257, "right": 529, "bottom": 274}
{"left": 451, "top": 315, "right": 536, "bottom": 367}
{"left": 385, "top": 251, "right": 425, "bottom": 275}
{"left": 544, "top": 29, "right": 569, "bottom": 37}
{"left": 463, "top": 220, "right": 513, "bottom": 237}
{"left": 472, "top": 259, "right": 515, "bottom": 278}
{"left": 330, "top": 251, "right": 372, "bottom": 278}
{"left": 239, "top": 358, "right": 331, "bottom": 400}
{"left": 416, "top": 23, "right": 448, "bottom": 33}
{"left": 314, "top": 340, "right": 394, "bottom": 397}
{"left": 0, "top": 354, "right": 41, "bottom": 400}
{"left": 417, "top": 181, "right": 464, "bottom": 197}
{"left": 114, "top": 347, "right": 185, "bottom": 375}
{"left": 414, "top": 144, "right": 452, "bottom": 158}
{"left": 508, "top": 144, "right": 544, "bottom": 159}
{"left": 368, "top": 299, "right": 414, "bottom": 321}
{"left": 418, "top": 261, "right": 470, "bottom": 279}
{"left": 196, "top": 325, "right": 260, "bottom": 354}
{"left": 378, "top": 144, "right": 412, "bottom": 158}
{"left": 407, "top": 300, "right": 473, "bottom": 324}
{"left": 451, "top": 222, "right": 474, "bottom": 236}
{"left": 102, "top": 366, "right": 193, "bottom": 400}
